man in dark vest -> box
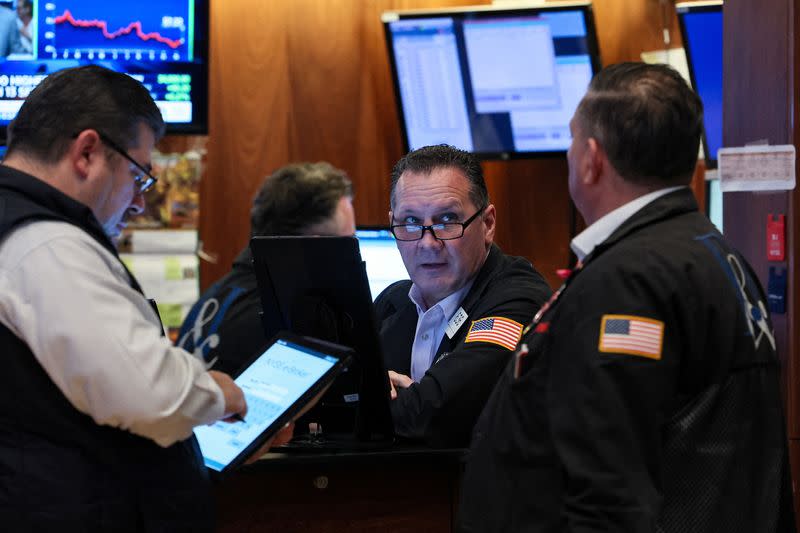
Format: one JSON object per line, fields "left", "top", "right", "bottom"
{"left": 457, "top": 63, "right": 796, "bottom": 532}
{"left": 0, "top": 65, "right": 282, "bottom": 531}
{"left": 375, "top": 145, "right": 551, "bottom": 447}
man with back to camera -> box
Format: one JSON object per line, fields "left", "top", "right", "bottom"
{"left": 0, "top": 65, "right": 291, "bottom": 531}
{"left": 374, "top": 144, "right": 552, "bottom": 447}
{"left": 457, "top": 63, "right": 796, "bottom": 532}
{"left": 178, "top": 162, "right": 356, "bottom": 376}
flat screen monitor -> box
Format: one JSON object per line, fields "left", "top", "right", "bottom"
{"left": 707, "top": 177, "right": 723, "bottom": 232}
{"left": 251, "top": 236, "right": 394, "bottom": 442}
{"left": 677, "top": 1, "right": 722, "bottom": 169}
{"left": 382, "top": 1, "right": 601, "bottom": 159}
{"left": 355, "top": 227, "right": 408, "bottom": 300}
{"left": 0, "top": 0, "right": 208, "bottom": 137}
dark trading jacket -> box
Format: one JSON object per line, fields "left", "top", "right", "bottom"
{"left": 0, "top": 165, "right": 214, "bottom": 532}
{"left": 374, "top": 244, "right": 552, "bottom": 447}
{"left": 458, "top": 189, "right": 796, "bottom": 533}
{"left": 178, "top": 247, "right": 265, "bottom": 376}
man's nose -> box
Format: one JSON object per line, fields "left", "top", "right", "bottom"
{"left": 418, "top": 226, "right": 442, "bottom": 248}
{"left": 128, "top": 191, "right": 145, "bottom": 215}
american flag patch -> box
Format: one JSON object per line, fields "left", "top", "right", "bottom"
{"left": 598, "top": 315, "right": 664, "bottom": 359}
{"left": 465, "top": 316, "right": 523, "bottom": 350}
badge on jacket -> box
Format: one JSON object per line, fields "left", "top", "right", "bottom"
{"left": 465, "top": 316, "right": 523, "bottom": 350}
{"left": 598, "top": 314, "right": 664, "bottom": 360}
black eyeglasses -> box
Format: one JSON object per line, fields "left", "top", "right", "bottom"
{"left": 390, "top": 205, "right": 486, "bottom": 241}
{"left": 97, "top": 132, "right": 158, "bottom": 194}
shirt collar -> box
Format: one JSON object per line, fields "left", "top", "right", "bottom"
{"left": 409, "top": 277, "right": 475, "bottom": 318}
{"left": 571, "top": 186, "right": 686, "bottom": 261}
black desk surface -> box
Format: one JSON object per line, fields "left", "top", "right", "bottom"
{"left": 240, "top": 443, "right": 468, "bottom": 471}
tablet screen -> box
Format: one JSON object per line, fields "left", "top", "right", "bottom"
{"left": 195, "top": 338, "right": 340, "bottom": 471}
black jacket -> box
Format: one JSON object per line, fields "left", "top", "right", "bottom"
{"left": 178, "top": 247, "right": 266, "bottom": 375}
{"left": 375, "top": 244, "right": 551, "bottom": 447}
{"left": 0, "top": 165, "right": 213, "bottom": 532}
{"left": 458, "top": 189, "right": 795, "bottom": 532}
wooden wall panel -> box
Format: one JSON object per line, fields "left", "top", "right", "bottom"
{"left": 161, "top": 0, "right": 686, "bottom": 290}
{"left": 723, "top": 0, "right": 799, "bottom": 523}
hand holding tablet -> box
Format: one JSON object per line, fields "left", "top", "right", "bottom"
{"left": 195, "top": 333, "right": 353, "bottom": 474}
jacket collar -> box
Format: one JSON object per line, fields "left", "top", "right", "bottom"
{"left": 584, "top": 187, "right": 699, "bottom": 265}
{"left": 0, "top": 164, "right": 116, "bottom": 257}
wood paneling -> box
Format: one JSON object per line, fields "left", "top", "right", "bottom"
{"left": 161, "top": 0, "right": 687, "bottom": 290}
{"left": 724, "top": 0, "right": 799, "bottom": 523}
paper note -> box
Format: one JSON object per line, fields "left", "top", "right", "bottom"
{"left": 718, "top": 145, "right": 796, "bottom": 192}
{"left": 130, "top": 230, "right": 198, "bottom": 254}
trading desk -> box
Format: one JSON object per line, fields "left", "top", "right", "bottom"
{"left": 214, "top": 447, "right": 466, "bottom": 532}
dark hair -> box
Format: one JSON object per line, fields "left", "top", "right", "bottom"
{"left": 250, "top": 162, "right": 353, "bottom": 236}
{"left": 390, "top": 144, "right": 489, "bottom": 209}
{"left": 6, "top": 65, "right": 165, "bottom": 162}
{"left": 575, "top": 62, "right": 703, "bottom": 187}
{"left": 17, "top": 0, "right": 32, "bottom": 18}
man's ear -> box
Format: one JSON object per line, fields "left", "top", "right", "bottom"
{"left": 482, "top": 203, "right": 496, "bottom": 245}
{"left": 69, "top": 129, "right": 103, "bottom": 180}
{"left": 585, "top": 137, "right": 605, "bottom": 185}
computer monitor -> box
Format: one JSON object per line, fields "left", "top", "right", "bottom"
{"left": 707, "top": 177, "right": 723, "bottom": 232}
{"left": 355, "top": 227, "right": 408, "bottom": 300}
{"left": 250, "top": 236, "right": 394, "bottom": 442}
{"left": 0, "top": 0, "right": 208, "bottom": 137}
{"left": 382, "top": 1, "right": 601, "bottom": 159}
{"left": 677, "top": 1, "right": 722, "bottom": 168}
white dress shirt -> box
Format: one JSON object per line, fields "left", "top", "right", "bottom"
{"left": 571, "top": 186, "right": 686, "bottom": 261}
{"left": 0, "top": 220, "right": 225, "bottom": 447}
{"left": 408, "top": 279, "right": 474, "bottom": 382}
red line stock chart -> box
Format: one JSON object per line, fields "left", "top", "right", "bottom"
{"left": 44, "top": 1, "right": 191, "bottom": 61}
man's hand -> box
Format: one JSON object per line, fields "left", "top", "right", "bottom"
{"left": 244, "top": 422, "right": 295, "bottom": 465}
{"left": 388, "top": 370, "right": 413, "bottom": 400}
{"left": 208, "top": 370, "right": 247, "bottom": 421}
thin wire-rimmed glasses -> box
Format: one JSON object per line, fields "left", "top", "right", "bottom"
{"left": 390, "top": 205, "right": 486, "bottom": 241}
{"left": 97, "top": 132, "right": 158, "bottom": 194}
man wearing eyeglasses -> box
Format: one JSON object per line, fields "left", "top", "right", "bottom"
{"left": 0, "top": 66, "right": 282, "bottom": 531}
{"left": 374, "top": 144, "right": 551, "bottom": 447}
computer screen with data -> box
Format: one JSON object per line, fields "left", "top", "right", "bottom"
{"left": 677, "top": 1, "right": 722, "bottom": 168}
{"left": 195, "top": 336, "right": 348, "bottom": 472}
{"left": 383, "top": 2, "right": 600, "bottom": 158}
{"left": 0, "top": 0, "right": 208, "bottom": 136}
{"left": 356, "top": 228, "right": 408, "bottom": 300}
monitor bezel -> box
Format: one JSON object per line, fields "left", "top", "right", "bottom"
{"left": 676, "top": 0, "right": 723, "bottom": 169}
{"left": 0, "top": 0, "right": 210, "bottom": 140}
{"left": 382, "top": 1, "right": 602, "bottom": 160}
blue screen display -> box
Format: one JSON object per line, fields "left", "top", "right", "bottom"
{"left": 356, "top": 228, "right": 408, "bottom": 300}
{"left": 196, "top": 339, "right": 338, "bottom": 471}
{"left": 680, "top": 8, "right": 722, "bottom": 165}
{"left": 0, "top": 0, "right": 207, "bottom": 133}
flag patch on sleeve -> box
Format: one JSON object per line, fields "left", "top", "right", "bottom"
{"left": 598, "top": 315, "right": 664, "bottom": 359}
{"left": 465, "top": 316, "right": 523, "bottom": 350}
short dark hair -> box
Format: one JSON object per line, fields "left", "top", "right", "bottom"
{"left": 6, "top": 65, "right": 165, "bottom": 162}
{"left": 250, "top": 162, "right": 353, "bottom": 236}
{"left": 390, "top": 144, "right": 489, "bottom": 209}
{"left": 575, "top": 62, "right": 703, "bottom": 187}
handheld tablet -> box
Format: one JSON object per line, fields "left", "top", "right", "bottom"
{"left": 195, "top": 333, "right": 353, "bottom": 473}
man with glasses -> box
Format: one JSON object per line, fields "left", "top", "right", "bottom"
{"left": 0, "top": 66, "right": 287, "bottom": 531}
{"left": 374, "top": 144, "right": 551, "bottom": 447}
